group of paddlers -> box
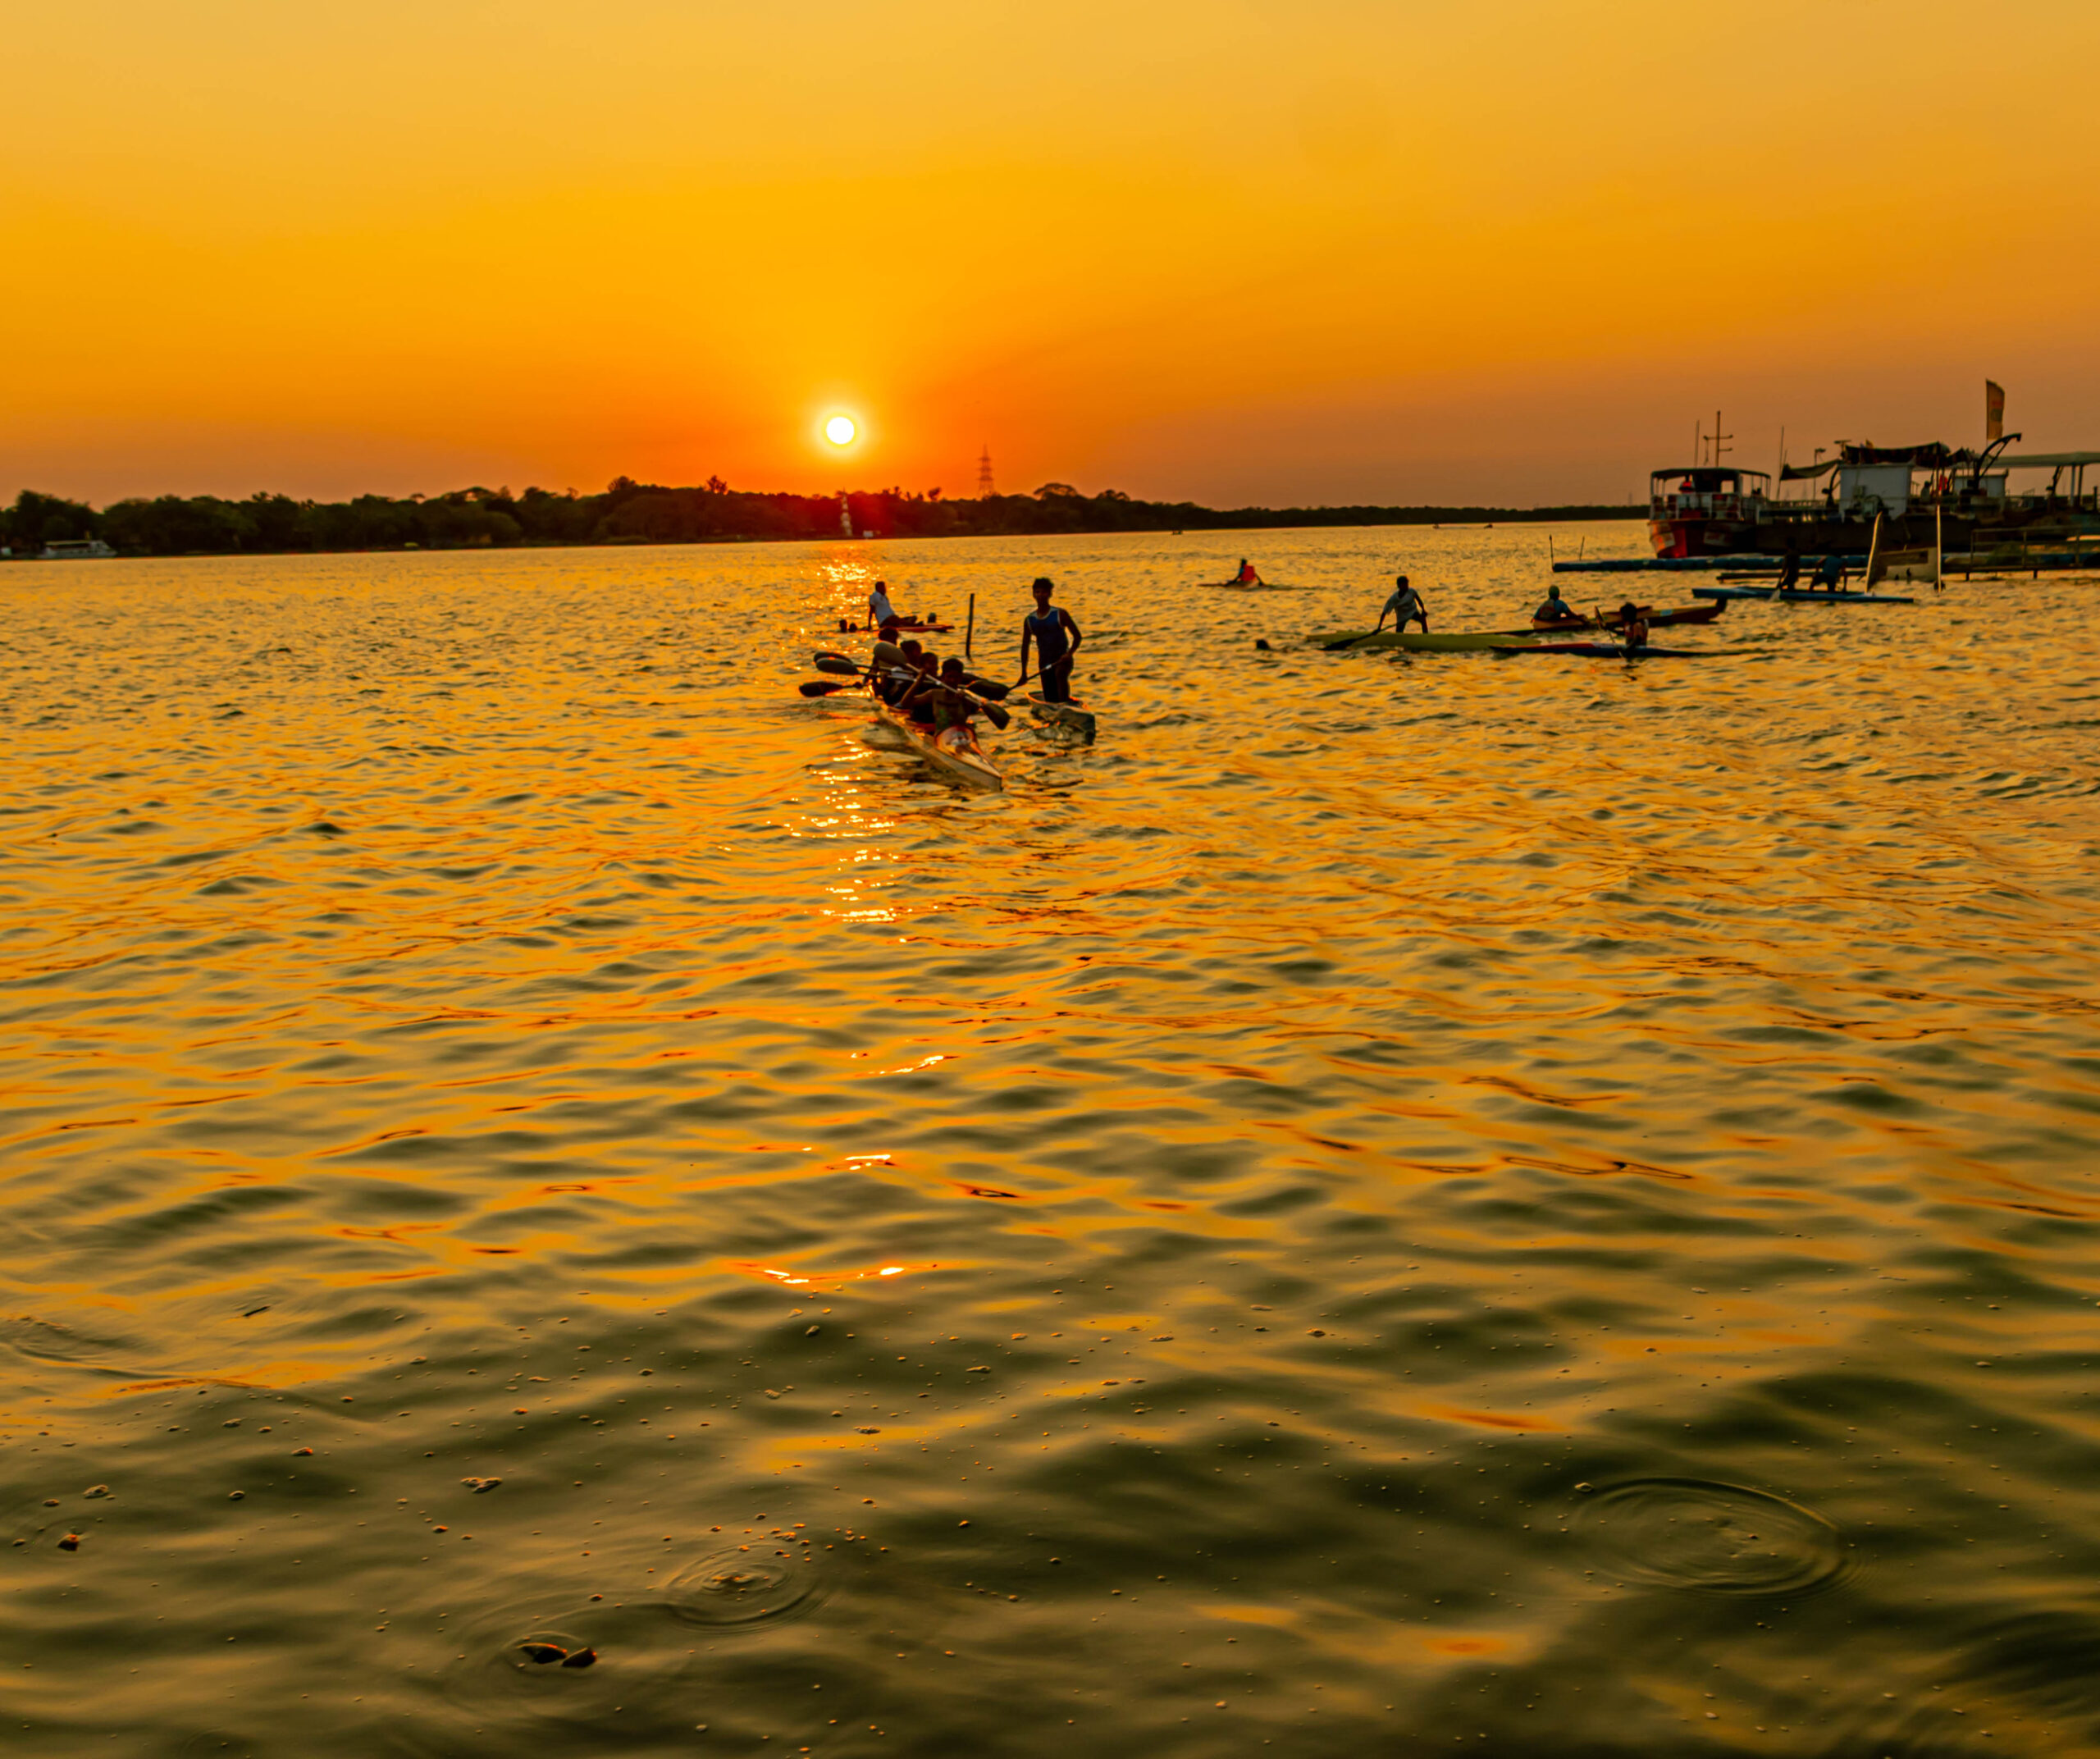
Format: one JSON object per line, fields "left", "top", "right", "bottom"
{"left": 866, "top": 575, "right": 1084, "bottom": 738}
{"left": 1533, "top": 583, "right": 1651, "bottom": 647}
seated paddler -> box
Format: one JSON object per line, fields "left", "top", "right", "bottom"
{"left": 1534, "top": 583, "right": 1583, "bottom": 625}
{"left": 933, "top": 657, "right": 979, "bottom": 740}
{"left": 899, "top": 651, "right": 942, "bottom": 724}
{"left": 870, "top": 633, "right": 909, "bottom": 701}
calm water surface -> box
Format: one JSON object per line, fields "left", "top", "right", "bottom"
{"left": 2, "top": 527, "right": 2098, "bottom": 1757}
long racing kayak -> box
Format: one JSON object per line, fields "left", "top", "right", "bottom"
{"left": 1491, "top": 641, "right": 1747, "bottom": 659}
{"left": 1315, "top": 628, "right": 1541, "bottom": 651}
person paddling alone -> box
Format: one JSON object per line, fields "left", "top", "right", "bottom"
{"left": 1373, "top": 574, "right": 1428, "bottom": 635}
{"left": 1232, "top": 558, "right": 1260, "bottom": 587}
{"left": 1534, "top": 583, "right": 1583, "bottom": 626}
{"left": 1018, "top": 577, "right": 1083, "bottom": 703}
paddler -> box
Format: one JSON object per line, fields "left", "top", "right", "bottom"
{"left": 1018, "top": 577, "right": 1083, "bottom": 704}
{"left": 897, "top": 650, "right": 942, "bottom": 724}
{"left": 1232, "top": 558, "right": 1261, "bottom": 586}
{"left": 1814, "top": 554, "right": 1847, "bottom": 592}
{"left": 868, "top": 579, "right": 897, "bottom": 628}
{"left": 1618, "top": 601, "right": 1650, "bottom": 652}
{"left": 1778, "top": 546, "right": 1803, "bottom": 589}
{"left": 870, "top": 631, "right": 910, "bottom": 703}
{"left": 933, "top": 657, "right": 979, "bottom": 742}
{"left": 1534, "top": 583, "right": 1584, "bottom": 625}
{"left": 1372, "top": 573, "right": 1428, "bottom": 635}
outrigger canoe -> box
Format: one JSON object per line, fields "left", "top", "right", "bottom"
{"left": 870, "top": 697, "right": 1002, "bottom": 789}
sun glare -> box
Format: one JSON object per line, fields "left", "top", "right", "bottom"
{"left": 824, "top": 414, "right": 857, "bottom": 446}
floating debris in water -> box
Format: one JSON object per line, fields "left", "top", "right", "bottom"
{"left": 560, "top": 1647, "right": 597, "bottom": 1669}
{"left": 58, "top": 1533, "right": 81, "bottom": 1551}
{"left": 518, "top": 1642, "right": 567, "bottom": 1664}
{"left": 83, "top": 1485, "right": 111, "bottom": 1500}
{"left": 292, "top": 1448, "right": 313, "bottom": 1457}
{"left": 228, "top": 1491, "right": 245, "bottom": 1501}
{"left": 462, "top": 1478, "right": 501, "bottom": 1493}
{"left": 806, "top": 1325, "right": 820, "bottom": 1335}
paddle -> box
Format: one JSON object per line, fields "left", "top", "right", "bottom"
{"left": 811, "top": 649, "right": 1011, "bottom": 698}
{"left": 799, "top": 661, "right": 1011, "bottom": 732}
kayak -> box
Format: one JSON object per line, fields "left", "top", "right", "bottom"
{"left": 1315, "top": 628, "right": 1542, "bottom": 651}
{"left": 1203, "top": 581, "right": 1306, "bottom": 592}
{"left": 1026, "top": 692, "right": 1098, "bottom": 745}
{"left": 1491, "top": 641, "right": 1745, "bottom": 659}
{"left": 870, "top": 699, "right": 1002, "bottom": 789}
{"left": 1691, "top": 585, "right": 1915, "bottom": 605}
{"left": 1531, "top": 602, "right": 1723, "bottom": 632}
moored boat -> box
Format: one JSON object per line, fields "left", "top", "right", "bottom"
{"left": 1691, "top": 584, "right": 1915, "bottom": 605}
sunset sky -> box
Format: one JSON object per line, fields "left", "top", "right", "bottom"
{"left": 5, "top": 0, "right": 2097, "bottom": 507}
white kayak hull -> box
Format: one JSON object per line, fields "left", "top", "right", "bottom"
{"left": 871, "top": 701, "right": 1002, "bottom": 789}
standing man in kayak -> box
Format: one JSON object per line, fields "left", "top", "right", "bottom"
{"left": 1372, "top": 574, "right": 1428, "bottom": 635}
{"left": 1018, "top": 576, "right": 1083, "bottom": 703}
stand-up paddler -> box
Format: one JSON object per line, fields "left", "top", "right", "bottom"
{"left": 1018, "top": 576, "right": 1083, "bottom": 703}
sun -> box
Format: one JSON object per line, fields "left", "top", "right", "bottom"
{"left": 824, "top": 414, "right": 857, "bottom": 446}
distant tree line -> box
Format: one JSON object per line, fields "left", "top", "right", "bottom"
{"left": 2, "top": 477, "right": 1634, "bottom": 559}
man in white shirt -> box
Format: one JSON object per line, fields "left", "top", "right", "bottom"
{"left": 868, "top": 580, "right": 897, "bottom": 627}
{"left": 1373, "top": 574, "right": 1428, "bottom": 634}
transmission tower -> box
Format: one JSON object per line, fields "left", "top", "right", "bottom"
{"left": 976, "top": 445, "right": 995, "bottom": 499}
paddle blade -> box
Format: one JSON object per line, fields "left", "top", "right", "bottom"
{"left": 814, "top": 656, "right": 861, "bottom": 677}
{"left": 979, "top": 700, "right": 1011, "bottom": 733}
{"left": 798, "top": 678, "right": 857, "bottom": 697}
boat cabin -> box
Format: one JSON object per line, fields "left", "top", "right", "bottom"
{"left": 1647, "top": 467, "right": 1772, "bottom": 522}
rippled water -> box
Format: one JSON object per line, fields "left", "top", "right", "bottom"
{"left": 3, "top": 526, "right": 2098, "bottom": 1757}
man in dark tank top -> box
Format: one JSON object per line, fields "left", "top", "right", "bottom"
{"left": 1018, "top": 576, "right": 1083, "bottom": 703}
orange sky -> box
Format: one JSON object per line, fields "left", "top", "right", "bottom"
{"left": 4, "top": 0, "right": 2097, "bottom": 507}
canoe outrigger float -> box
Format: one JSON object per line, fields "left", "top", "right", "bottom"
{"left": 1025, "top": 692, "right": 1097, "bottom": 744}
{"left": 870, "top": 694, "right": 1002, "bottom": 789}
